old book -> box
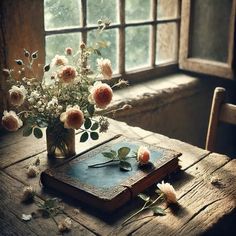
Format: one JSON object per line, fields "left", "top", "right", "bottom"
{"left": 40, "top": 135, "right": 181, "bottom": 212}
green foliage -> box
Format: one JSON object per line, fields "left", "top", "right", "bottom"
{"left": 36, "top": 197, "right": 63, "bottom": 218}
{"left": 23, "top": 126, "right": 33, "bottom": 137}
{"left": 102, "top": 151, "right": 116, "bottom": 159}
{"left": 80, "top": 132, "right": 89, "bottom": 142}
{"left": 118, "top": 147, "right": 130, "bottom": 159}
{"left": 119, "top": 160, "right": 132, "bottom": 171}
{"left": 152, "top": 206, "right": 166, "bottom": 216}
{"left": 87, "top": 104, "right": 95, "bottom": 116}
{"left": 138, "top": 193, "right": 150, "bottom": 202}
{"left": 90, "top": 132, "right": 99, "bottom": 140}
{"left": 33, "top": 127, "right": 43, "bottom": 139}
{"left": 91, "top": 122, "right": 99, "bottom": 130}
{"left": 89, "top": 146, "right": 132, "bottom": 171}
{"left": 84, "top": 118, "right": 92, "bottom": 129}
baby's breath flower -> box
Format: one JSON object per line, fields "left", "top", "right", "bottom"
{"left": 27, "top": 165, "right": 39, "bottom": 178}
{"left": 22, "top": 186, "right": 34, "bottom": 202}
{"left": 51, "top": 55, "right": 68, "bottom": 67}
{"left": 99, "top": 117, "right": 109, "bottom": 133}
{"left": 97, "top": 58, "right": 113, "bottom": 80}
{"left": 58, "top": 217, "right": 72, "bottom": 232}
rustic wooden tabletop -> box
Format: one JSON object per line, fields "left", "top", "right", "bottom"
{"left": 0, "top": 119, "right": 235, "bottom": 236}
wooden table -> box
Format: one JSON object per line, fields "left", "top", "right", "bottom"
{"left": 0, "top": 119, "right": 235, "bottom": 236}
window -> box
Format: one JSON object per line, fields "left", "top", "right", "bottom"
{"left": 44, "top": 0, "right": 180, "bottom": 82}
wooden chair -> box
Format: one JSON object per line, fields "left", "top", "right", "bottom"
{"left": 206, "top": 87, "right": 236, "bottom": 151}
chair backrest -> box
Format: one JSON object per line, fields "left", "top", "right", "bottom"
{"left": 205, "top": 87, "right": 236, "bottom": 151}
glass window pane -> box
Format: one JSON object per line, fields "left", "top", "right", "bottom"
{"left": 157, "top": 0, "right": 178, "bottom": 20}
{"left": 88, "top": 29, "right": 118, "bottom": 73}
{"left": 156, "top": 23, "right": 178, "bottom": 64}
{"left": 87, "top": 0, "right": 117, "bottom": 25}
{"left": 46, "top": 33, "right": 81, "bottom": 62}
{"left": 126, "top": 26, "right": 150, "bottom": 70}
{"left": 126, "top": 0, "right": 151, "bottom": 22}
{"left": 44, "top": 0, "right": 80, "bottom": 30}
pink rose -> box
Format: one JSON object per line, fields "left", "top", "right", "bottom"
{"left": 9, "top": 85, "right": 27, "bottom": 106}
{"left": 60, "top": 106, "right": 84, "bottom": 129}
{"left": 2, "top": 110, "right": 23, "bottom": 131}
{"left": 58, "top": 66, "right": 77, "bottom": 83}
{"left": 137, "top": 146, "right": 150, "bottom": 165}
{"left": 65, "top": 47, "right": 72, "bottom": 56}
{"left": 97, "top": 58, "right": 113, "bottom": 80}
{"left": 88, "top": 82, "right": 113, "bottom": 109}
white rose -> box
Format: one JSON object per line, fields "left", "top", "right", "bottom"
{"left": 1, "top": 110, "right": 23, "bottom": 131}
{"left": 9, "top": 85, "right": 27, "bottom": 106}
{"left": 97, "top": 58, "right": 113, "bottom": 80}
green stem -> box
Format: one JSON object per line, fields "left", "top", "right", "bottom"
{"left": 88, "top": 159, "right": 120, "bottom": 168}
{"left": 122, "top": 194, "right": 163, "bottom": 225}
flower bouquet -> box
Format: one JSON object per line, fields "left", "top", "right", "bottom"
{"left": 1, "top": 22, "right": 127, "bottom": 158}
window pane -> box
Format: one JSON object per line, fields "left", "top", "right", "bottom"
{"left": 156, "top": 23, "right": 178, "bottom": 64}
{"left": 157, "top": 0, "right": 178, "bottom": 20}
{"left": 87, "top": 0, "right": 117, "bottom": 25}
{"left": 88, "top": 29, "right": 118, "bottom": 73}
{"left": 189, "top": 0, "right": 232, "bottom": 62}
{"left": 126, "top": 26, "right": 150, "bottom": 70}
{"left": 46, "top": 33, "right": 81, "bottom": 62}
{"left": 126, "top": 0, "right": 151, "bottom": 22}
{"left": 44, "top": 0, "right": 80, "bottom": 30}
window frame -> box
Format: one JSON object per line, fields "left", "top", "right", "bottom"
{"left": 179, "top": 0, "right": 236, "bottom": 80}
{"left": 44, "top": 0, "right": 181, "bottom": 83}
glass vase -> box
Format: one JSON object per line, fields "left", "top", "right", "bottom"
{"left": 46, "top": 122, "right": 76, "bottom": 159}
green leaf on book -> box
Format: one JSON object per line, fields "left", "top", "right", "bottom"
{"left": 120, "top": 161, "right": 132, "bottom": 171}
{"left": 102, "top": 152, "right": 115, "bottom": 159}
{"left": 118, "top": 147, "right": 130, "bottom": 159}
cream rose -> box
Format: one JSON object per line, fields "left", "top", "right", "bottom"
{"left": 137, "top": 146, "right": 150, "bottom": 165}
{"left": 58, "top": 66, "right": 77, "bottom": 83}
{"left": 157, "top": 181, "right": 177, "bottom": 204}
{"left": 97, "top": 58, "right": 113, "bottom": 80}
{"left": 1, "top": 110, "right": 23, "bottom": 131}
{"left": 60, "top": 106, "right": 84, "bottom": 129}
{"left": 9, "top": 85, "right": 27, "bottom": 106}
{"left": 88, "top": 81, "right": 113, "bottom": 109}
{"left": 51, "top": 55, "right": 68, "bottom": 67}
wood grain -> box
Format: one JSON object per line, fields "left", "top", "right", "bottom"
{"left": 0, "top": 171, "right": 95, "bottom": 236}
{"left": 129, "top": 154, "right": 234, "bottom": 236}
{"left": 1, "top": 119, "right": 236, "bottom": 235}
